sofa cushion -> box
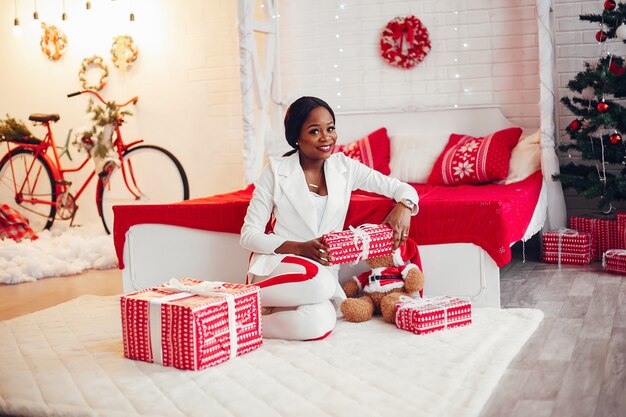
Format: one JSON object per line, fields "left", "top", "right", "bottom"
{"left": 502, "top": 130, "right": 541, "bottom": 184}
{"left": 389, "top": 132, "right": 448, "bottom": 183}
{"left": 427, "top": 127, "right": 522, "bottom": 186}
{"left": 333, "top": 127, "right": 390, "bottom": 175}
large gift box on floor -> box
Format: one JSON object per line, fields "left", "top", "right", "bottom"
{"left": 541, "top": 229, "right": 593, "bottom": 265}
{"left": 394, "top": 295, "right": 472, "bottom": 335}
{"left": 603, "top": 249, "right": 626, "bottom": 275}
{"left": 322, "top": 224, "right": 394, "bottom": 264}
{"left": 120, "top": 278, "right": 262, "bottom": 370}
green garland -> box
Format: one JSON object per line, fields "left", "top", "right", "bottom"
{"left": 0, "top": 115, "right": 37, "bottom": 143}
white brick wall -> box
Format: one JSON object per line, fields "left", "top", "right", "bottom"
{"left": 279, "top": 0, "right": 541, "bottom": 131}
{"left": 554, "top": 0, "right": 626, "bottom": 216}
{"left": 0, "top": 0, "right": 244, "bottom": 226}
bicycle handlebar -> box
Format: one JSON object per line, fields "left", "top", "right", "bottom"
{"left": 67, "top": 90, "right": 138, "bottom": 107}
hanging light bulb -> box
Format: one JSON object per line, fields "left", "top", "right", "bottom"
{"left": 86, "top": 1, "right": 91, "bottom": 10}
{"left": 62, "top": 0, "right": 67, "bottom": 21}
{"left": 130, "top": 12, "right": 135, "bottom": 22}
{"left": 12, "top": 0, "right": 21, "bottom": 36}
{"left": 33, "top": 0, "right": 39, "bottom": 19}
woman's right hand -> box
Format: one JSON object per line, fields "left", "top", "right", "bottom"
{"left": 275, "top": 238, "right": 334, "bottom": 266}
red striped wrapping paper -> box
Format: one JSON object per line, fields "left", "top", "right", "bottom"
{"left": 542, "top": 229, "right": 593, "bottom": 265}
{"left": 120, "top": 278, "right": 262, "bottom": 371}
{"left": 603, "top": 249, "right": 626, "bottom": 275}
{"left": 567, "top": 216, "right": 622, "bottom": 260}
{"left": 616, "top": 212, "right": 626, "bottom": 250}
{"left": 322, "top": 224, "right": 394, "bottom": 264}
{"left": 394, "top": 295, "right": 472, "bottom": 335}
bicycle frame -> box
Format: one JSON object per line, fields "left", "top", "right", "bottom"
{"left": 2, "top": 89, "right": 144, "bottom": 218}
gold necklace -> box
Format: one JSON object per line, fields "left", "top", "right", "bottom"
{"left": 307, "top": 169, "right": 323, "bottom": 190}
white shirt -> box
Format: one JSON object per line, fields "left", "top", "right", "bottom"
{"left": 310, "top": 192, "right": 329, "bottom": 232}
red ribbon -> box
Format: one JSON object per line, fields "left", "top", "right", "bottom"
{"left": 392, "top": 18, "right": 416, "bottom": 52}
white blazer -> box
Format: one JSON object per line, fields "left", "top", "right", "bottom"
{"left": 240, "top": 152, "right": 419, "bottom": 277}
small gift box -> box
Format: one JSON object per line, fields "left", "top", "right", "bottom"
{"left": 322, "top": 224, "right": 394, "bottom": 265}
{"left": 616, "top": 212, "right": 626, "bottom": 250}
{"left": 394, "top": 295, "right": 472, "bottom": 335}
{"left": 120, "top": 278, "right": 262, "bottom": 370}
{"left": 603, "top": 249, "right": 626, "bottom": 275}
{"left": 568, "top": 216, "right": 599, "bottom": 260}
{"left": 541, "top": 229, "right": 593, "bottom": 266}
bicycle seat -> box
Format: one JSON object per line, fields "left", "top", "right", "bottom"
{"left": 29, "top": 114, "right": 60, "bottom": 123}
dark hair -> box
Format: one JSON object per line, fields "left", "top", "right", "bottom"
{"left": 283, "top": 96, "right": 335, "bottom": 156}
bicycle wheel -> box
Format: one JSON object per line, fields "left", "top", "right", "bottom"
{"left": 0, "top": 148, "right": 57, "bottom": 231}
{"left": 98, "top": 145, "right": 189, "bottom": 234}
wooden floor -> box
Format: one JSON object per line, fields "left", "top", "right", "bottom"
{"left": 1, "top": 252, "right": 624, "bottom": 417}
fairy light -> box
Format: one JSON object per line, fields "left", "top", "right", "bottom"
{"left": 333, "top": 2, "right": 344, "bottom": 110}
{"left": 12, "top": 0, "right": 21, "bottom": 36}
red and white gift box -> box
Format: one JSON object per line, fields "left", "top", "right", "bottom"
{"left": 616, "top": 212, "right": 626, "bottom": 249}
{"left": 542, "top": 229, "right": 593, "bottom": 265}
{"left": 120, "top": 278, "right": 262, "bottom": 370}
{"left": 394, "top": 295, "right": 472, "bottom": 335}
{"left": 322, "top": 224, "right": 394, "bottom": 264}
{"left": 568, "top": 216, "right": 599, "bottom": 260}
{"left": 603, "top": 249, "right": 626, "bottom": 275}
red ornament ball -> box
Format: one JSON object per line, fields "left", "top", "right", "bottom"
{"left": 605, "top": 0, "right": 616, "bottom": 11}
{"left": 610, "top": 132, "right": 622, "bottom": 144}
{"left": 569, "top": 119, "right": 582, "bottom": 131}
{"left": 596, "top": 31, "right": 608, "bottom": 42}
{"left": 597, "top": 101, "right": 610, "bottom": 112}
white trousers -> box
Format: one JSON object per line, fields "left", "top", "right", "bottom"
{"left": 251, "top": 255, "right": 339, "bottom": 341}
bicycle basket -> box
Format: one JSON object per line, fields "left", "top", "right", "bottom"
{"left": 0, "top": 134, "right": 41, "bottom": 145}
{"left": 0, "top": 116, "right": 41, "bottom": 145}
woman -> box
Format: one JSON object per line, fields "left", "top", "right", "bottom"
{"left": 240, "top": 96, "right": 418, "bottom": 340}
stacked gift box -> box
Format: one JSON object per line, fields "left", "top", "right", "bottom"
{"left": 541, "top": 229, "right": 593, "bottom": 265}
{"left": 394, "top": 295, "right": 472, "bottom": 335}
{"left": 322, "top": 224, "right": 394, "bottom": 264}
{"left": 120, "top": 278, "right": 262, "bottom": 370}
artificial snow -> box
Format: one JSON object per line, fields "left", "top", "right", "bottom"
{"left": 0, "top": 223, "right": 117, "bottom": 285}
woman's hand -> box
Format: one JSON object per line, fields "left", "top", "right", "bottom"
{"left": 275, "top": 238, "right": 334, "bottom": 266}
{"left": 384, "top": 203, "right": 412, "bottom": 249}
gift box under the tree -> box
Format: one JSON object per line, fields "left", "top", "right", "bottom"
{"left": 616, "top": 212, "right": 626, "bottom": 249}
{"left": 541, "top": 229, "right": 593, "bottom": 265}
{"left": 602, "top": 249, "right": 626, "bottom": 275}
{"left": 568, "top": 216, "right": 600, "bottom": 260}
{"left": 322, "top": 224, "right": 394, "bottom": 264}
{"left": 394, "top": 295, "right": 472, "bottom": 335}
{"left": 120, "top": 278, "right": 262, "bottom": 370}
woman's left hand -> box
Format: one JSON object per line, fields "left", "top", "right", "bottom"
{"left": 383, "top": 203, "right": 412, "bottom": 250}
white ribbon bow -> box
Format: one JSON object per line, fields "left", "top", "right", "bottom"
{"left": 556, "top": 228, "right": 578, "bottom": 268}
{"left": 348, "top": 223, "right": 383, "bottom": 264}
{"left": 149, "top": 278, "right": 238, "bottom": 366}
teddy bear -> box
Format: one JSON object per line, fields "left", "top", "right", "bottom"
{"left": 340, "top": 238, "right": 425, "bottom": 324}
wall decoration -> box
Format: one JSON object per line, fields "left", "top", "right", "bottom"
{"left": 111, "top": 35, "right": 139, "bottom": 71}
{"left": 78, "top": 55, "right": 109, "bottom": 91}
{"left": 40, "top": 23, "right": 67, "bottom": 62}
{"left": 379, "top": 15, "right": 431, "bottom": 69}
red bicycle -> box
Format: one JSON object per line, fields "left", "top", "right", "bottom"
{"left": 0, "top": 90, "right": 189, "bottom": 233}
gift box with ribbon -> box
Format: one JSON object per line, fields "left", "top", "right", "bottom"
{"left": 120, "top": 278, "right": 262, "bottom": 370}
{"left": 541, "top": 229, "right": 593, "bottom": 266}
{"left": 322, "top": 224, "right": 394, "bottom": 265}
{"left": 394, "top": 295, "right": 472, "bottom": 335}
{"left": 603, "top": 249, "right": 626, "bottom": 275}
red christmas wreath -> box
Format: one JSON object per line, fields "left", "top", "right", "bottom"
{"left": 380, "top": 15, "right": 431, "bottom": 69}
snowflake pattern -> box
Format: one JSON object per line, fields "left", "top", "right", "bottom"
{"left": 453, "top": 161, "right": 474, "bottom": 178}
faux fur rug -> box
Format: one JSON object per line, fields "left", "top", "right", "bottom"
{"left": 0, "top": 295, "right": 543, "bottom": 417}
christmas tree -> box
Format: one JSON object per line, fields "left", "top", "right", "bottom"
{"left": 558, "top": 0, "right": 626, "bottom": 210}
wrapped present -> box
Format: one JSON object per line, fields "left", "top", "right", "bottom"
{"left": 121, "top": 278, "right": 262, "bottom": 370}
{"left": 322, "top": 224, "right": 394, "bottom": 264}
{"left": 617, "top": 212, "right": 626, "bottom": 249}
{"left": 0, "top": 204, "right": 38, "bottom": 242}
{"left": 394, "top": 295, "right": 472, "bottom": 335}
{"left": 603, "top": 249, "right": 626, "bottom": 275}
{"left": 542, "top": 229, "right": 593, "bottom": 266}
{"left": 569, "top": 216, "right": 599, "bottom": 260}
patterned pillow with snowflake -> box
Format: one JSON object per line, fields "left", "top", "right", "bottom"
{"left": 427, "top": 127, "right": 522, "bottom": 186}
{"left": 332, "top": 127, "right": 391, "bottom": 175}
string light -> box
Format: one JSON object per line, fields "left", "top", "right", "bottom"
{"left": 12, "top": 0, "right": 21, "bottom": 36}
{"left": 33, "top": 0, "right": 39, "bottom": 19}
{"left": 62, "top": 0, "right": 68, "bottom": 21}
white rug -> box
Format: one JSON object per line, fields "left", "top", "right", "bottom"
{"left": 0, "top": 223, "right": 117, "bottom": 284}
{"left": 0, "top": 295, "right": 543, "bottom": 417}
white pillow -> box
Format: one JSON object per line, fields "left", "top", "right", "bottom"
{"left": 503, "top": 130, "right": 541, "bottom": 184}
{"left": 389, "top": 133, "right": 449, "bottom": 183}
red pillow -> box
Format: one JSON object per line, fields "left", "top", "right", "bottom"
{"left": 427, "top": 127, "right": 522, "bottom": 185}
{"left": 333, "top": 127, "right": 390, "bottom": 175}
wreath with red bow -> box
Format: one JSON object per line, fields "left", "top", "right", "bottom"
{"left": 380, "top": 15, "right": 431, "bottom": 69}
